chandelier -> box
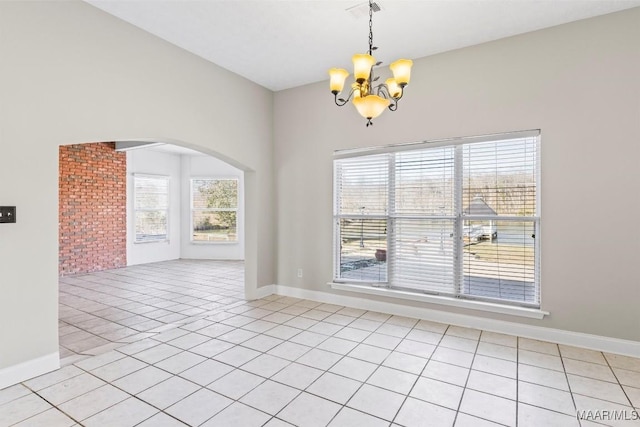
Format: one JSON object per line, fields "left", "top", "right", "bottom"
{"left": 328, "top": 1, "right": 413, "bottom": 127}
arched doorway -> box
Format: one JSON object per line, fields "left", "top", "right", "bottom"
{"left": 56, "top": 139, "right": 257, "bottom": 359}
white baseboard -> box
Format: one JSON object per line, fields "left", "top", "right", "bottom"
{"left": 330, "top": 282, "right": 548, "bottom": 319}
{"left": 0, "top": 352, "right": 60, "bottom": 390}
{"left": 271, "top": 284, "right": 640, "bottom": 358}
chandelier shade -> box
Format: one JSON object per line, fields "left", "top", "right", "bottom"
{"left": 329, "top": 68, "right": 349, "bottom": 94}
{"left": 390, "top": 59, "right": 413, "bottom": 86}
{"left": 352, "top": 54, "right": 376, "bottom": 83}
{"left": 353, "top": 95, "right": 390, "bottom": 120}
{"left": 328, "top": 0, "right": 413, "bottom": 126}
{"left": 385, "top": 78, "right": 402, "bottom": 99}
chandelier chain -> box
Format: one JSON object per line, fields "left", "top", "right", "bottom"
{"left": 368, "top": 0, "right": 373, "bottom": 55}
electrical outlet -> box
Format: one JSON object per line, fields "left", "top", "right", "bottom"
{"left": 0, "top": 206, "right": 16, "bottom": 223}
{"left": 297, "top": 268, "right": 303, "bottom": 278}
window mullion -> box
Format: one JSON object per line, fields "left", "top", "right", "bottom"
{"left": 387, "top": 153, "right": 396, "bottom": 287}
{"left": 454, "top": 145, "right": 464, "bottom": 296}
{"left": 333, "top": 162, "right": 341, "bottom": 281}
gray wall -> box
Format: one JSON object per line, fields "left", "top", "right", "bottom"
{"left": 0, "top": 0, "right": 274, "bottom": 372}
{"left": 274, "top": 8, "right": 640, "bottom": 341}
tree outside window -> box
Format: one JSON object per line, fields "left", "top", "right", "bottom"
{"left": 191, "top": 178, "right": 238, "bottom": 242}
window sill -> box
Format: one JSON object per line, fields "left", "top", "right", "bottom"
{"left": 328, "top": 282, "right": 548, "bottom": 320}
{"left": 190, "top": 241, "right": 239, "bottom": 245}
{"left": 134, "top": 240, "right": 169, "bottom": 245}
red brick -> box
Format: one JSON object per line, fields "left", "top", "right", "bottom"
{"left": 59, "top": 142, "right": 126, "bottom": 276}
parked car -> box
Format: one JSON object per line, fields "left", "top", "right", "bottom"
{"left": 463, "top": 223, "right": 497, "bottom": 242}
{"left": 463, "top": 225, "right": 481, "bottom": 242}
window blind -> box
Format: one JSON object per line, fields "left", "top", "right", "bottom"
{"left": 461, "top": 137, "right": 539, "bottom": 304}
{"left": 334, "top": 154, "right": 389, "bottom": 282}
{"left": 333, "top": 131, "right": 540, "bottom": 308}
{"left": 393, "top": 147, "right": 456, "bottom": 294}
{"left": 335, "top": 154, "right": 389, "bottom": 216}
{"left": 134, "top": 174, "right": 169, "bottom": 243}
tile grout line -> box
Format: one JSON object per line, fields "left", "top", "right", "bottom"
{"left": 6, "top": 261, "right": 638, "bottom": 427}
{"left": 16, "top": 384, "right": 84, "bottom": 427}
{"left": 390, "top": 321, "right": 448, "bottom": 427}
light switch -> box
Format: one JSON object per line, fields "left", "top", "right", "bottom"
{"left": 0, "top": 206, "right": 16, "bottom": 223}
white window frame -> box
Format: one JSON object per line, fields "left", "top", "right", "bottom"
{"left": 133, "top": 173, "right": 170, "bottom": 244}
{"left": 190, "top": 177, "right": 239, "bottom": 244}
{"left": 332, "top": 130, "right": 543, "bottom": 315}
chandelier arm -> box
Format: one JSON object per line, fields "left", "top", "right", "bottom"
{"left": 375, "top": 83, "right": 390, "bottom": 98}
{"left": 334, "top": 87, "right": 356, "bottom": 107}
{"left": 388, "top": 91, "right": 404, "bottom": 111}
{"left": 378, "top": 83, "right": 405, "bottom": 102}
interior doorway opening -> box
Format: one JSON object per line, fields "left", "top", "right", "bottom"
{"left": 58, "top": 140, "right": 247, "bottom": 358}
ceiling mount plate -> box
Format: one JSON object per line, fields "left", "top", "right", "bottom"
{"left": 346, "top": 1, "right": 381, "bottom": 19}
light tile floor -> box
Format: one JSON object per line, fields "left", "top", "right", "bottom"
{"left": 1, "top": 260, "right": 639, "bottom": 426}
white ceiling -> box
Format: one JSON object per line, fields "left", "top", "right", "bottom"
{"left": 86, "top": 0, "right": 640, "bottom": 91}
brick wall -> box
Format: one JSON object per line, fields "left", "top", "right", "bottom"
{"left": 59, "top": 142, "right": 126, "bottom": 276}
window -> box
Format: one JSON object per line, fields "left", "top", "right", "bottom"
{"left": 334, "top": 131, "right": 540, "bottom": 307}
{"left": 134, "top": 174, "right": 169, "bottom": 243}
{"left": 191, "top": 178, "right": 238, "bottom": 242}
